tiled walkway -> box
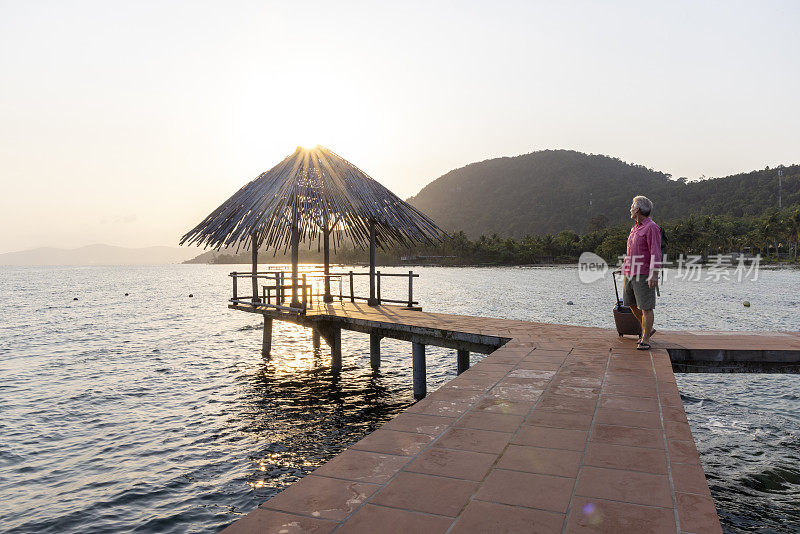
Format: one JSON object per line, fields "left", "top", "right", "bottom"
{"left": 222, "top": 303, "right": 798, "bottom": 533}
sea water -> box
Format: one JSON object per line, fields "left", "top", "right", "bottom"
{"left": 1, "top": 265, "right": 798, "bottom": 532}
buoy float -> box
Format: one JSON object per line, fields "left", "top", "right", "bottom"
{"left": 743, "top": 301, "right": 750, "bottom": 307}
{"left": 73, "top": 297, "right": 78, "bottom": 301}
{"left": 189, "top": 294, "right": 194, "bottom": 298}
{"left": 567, "top": 300, "right": 574, "bottom": 305}
{"left": 124, "top": 293, "right": 129, "bottom": 296}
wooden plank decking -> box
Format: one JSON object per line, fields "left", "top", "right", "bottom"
{"left": 222, "top": 303, "right": 800, "bottom": 533}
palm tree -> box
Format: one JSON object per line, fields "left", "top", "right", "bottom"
{"left": 759, "top": 211, "right": 782, "bottom": 259}
{"left": 790, "top": 208, "right": 800, "bottom": 262}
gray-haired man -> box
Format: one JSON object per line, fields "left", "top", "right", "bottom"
{"left": 622, "top": 195, "right": 662, "bottom": 350}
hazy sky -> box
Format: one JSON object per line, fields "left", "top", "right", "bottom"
{"left": 1, "top": 0, "right": 798, "bottom": 253}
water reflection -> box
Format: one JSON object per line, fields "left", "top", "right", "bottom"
{"left": 227, "top": 329, "right": 411, "bottom": 508}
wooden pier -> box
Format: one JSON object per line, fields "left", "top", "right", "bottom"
{"left": 222, "top": 302, "right": 800, "bottom": 533}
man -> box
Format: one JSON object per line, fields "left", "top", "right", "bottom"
{"left": 622, "top": 195, "right": 661, "bottom": 350}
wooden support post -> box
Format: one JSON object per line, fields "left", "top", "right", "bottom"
{"left": 457, "top": 349, "right": 470, "bottom": 375}
{"left": 412, "top": 342, "right": 426, "bottom": 399}
{"left": 301, "top": 273, "right": 307, "bottom": 311}
{"left": 312, "top": 328, "right": 321, "bottom": 349}
{"left": 261, "top": 317, "right": 272, "bottom": 358}
{"left": 370, "top": 334, "right": 381, "bottom": 370}
{"left": 349, "top": 271, "right": 354, "bottom": 303}
{"left": 368, "top": 218, "right": 378, "bottom": 306}
{"left": 407, "top": 270, "right": 413, "bottom": 308}
{"left": 231, "top": 272, "right": 237, "bottom": 302}
{"left": 290, "top": 208, "right": 301, "bottom": 308}
{"left": 376, "top": 271, "right": 381, "bottom": 304}
{"left": 323, "top": 229, "right": 333, "bottom": 303}
{"left": 330, "top": 327, "right": 342, "bottom": 371}
{"left": 251, "top": 232, "right": 260, "bottom": 303}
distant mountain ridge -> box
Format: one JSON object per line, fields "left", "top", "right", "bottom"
{"left": 407, "top": 150, "right": 799, "bottom": 237}
{"left": 0, "top": 244, "right": 198, "bottom": 265}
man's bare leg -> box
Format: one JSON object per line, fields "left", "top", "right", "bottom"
{"left": 641, "top": 309, "right": 654, "bottom": 345}
{"left": 630, "top": 305, "right": 644, "bottom": 338}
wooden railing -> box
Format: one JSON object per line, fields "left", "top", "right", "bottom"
{"left": 229, "top": 269, "right": 419, "bottom": 312}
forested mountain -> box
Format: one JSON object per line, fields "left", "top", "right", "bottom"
{"left": 407, "top": 150, "right": 799, "bottom": 237}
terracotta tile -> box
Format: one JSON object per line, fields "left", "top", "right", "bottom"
{"left": 558, "top": 368, "right": 605, "bottom": 379}
{"left": 382, "top": 413, "right": 455, "bottom": 435}
{"left": 590, "top": 424, "right": 664, "bottom": 449}
{"left": 261, "top": 475, "right": 378, "bottom": 521}
{"left": 602, "top": 382, "right": 657, "bottom": 398}
{"left": 564, "top": 496, "right": 676, "bottom": 534}
{"left": 528, "top": 349, "right": 570, "bottom": 357}
{"left": 657, "top": 380, "right": 681, "bottom": 396}
{"left": 606, "top": 365, "right": 653, "bottom": 376}
{"left": 407, "top": 398, "right": 472, "bottom": 418}
{"left": 435, "top": 427, "right": 512, "bottom": 454}
{"left": 661, "top": 405, "right": 689, "bottom": 423}
{"left": 537, "top": 394, "right": 598, "bottom": 414}
{"left": 450, "top": 500, "right": 564, "bottom": 534}
{"left": 599, "top": 395, "right": 660, "bottom": 413}
{"left": 512, "top": 425, "right": 589, "bottom": 451}
{"left": 507, "top": 368, "right": 557, "bottom": 380}
{"left": 350, "top": 429, "right": 434, "bottom": 456}
{"left": 497, "top": 444, "right": 582, "bottom": 477}
{"left": 221, "top": 508, "right": 336, "bottom": 534}
{"left": 475, "top": 468, "right": 575, "bottom": 513}
{"left": 471, "top": 362, "right": 515, "bottom": 374}
{"left": 311, "top": 450, "right": 410, "bottom": 484}
{"left": 675, "top": 492, "right": 722, "bottom": 534}
{"left": 472, "top": 397, "right": 534, "bottom": 415}
{"left": 525, "top": 352, "right": 568, "bottom": 362}
{"left": 460, "top": 369, "right": 506, "bottom": 380}
{"left": 456, "top": 411, "right": 524, "bottom": 433}
{"left": 525, "top": 410, "right": 594, "bottom": 430}
{"left": 495, "top": 376, "right": 551, "bottom": 389}
{"left": 595, "top": 407, "right": 662, "bottom": 429}
{"left": 336, "top": 504, "right": 452, "bottom": 534}
{"left": 486, "top": 352, "right": 531, "bottom": 364}
{"left": 671, "top": 462, "right": 711, "bottom": 496}
{"left": 370, "top": 471, "right": 478, "bottom": 517}
{"left": 655, "top": 370, "right": 676, "bottom": 384}
{"left": 603, "top": 374, "right": 656, "bottom": 387}
{"left": 550, "top": 385, "right": 601, "bottom": 398}
{"left": 659, "top": 393, "right": 684, "bottom": 407}
{"left": 668, "top": 439, "right": 702, "bottom": 465}
{"left": 405, "top": 447, "right": 496, "bottom": 481}
{"left": 552, "top": 376, "right": 604, "bottom": 389}
{"left": 664, "top": 420, "right": 693, "bottom": 441}
{"left": 445, "top": 377, "right": 495, "bottom": 391}
{"left": 487, "top": 383, "right": 544, "bottom": 402}
{"left": 574, "top": 466, "right": 673, "bottom": 508}
{"left": 584, "top": 442, "right": 668, "bottom": 474}
{"left": 516, "top": 360, "right": 562, "bottom": 371}
{"left": 429, "top": 387, "right": 484, "bottom": 403}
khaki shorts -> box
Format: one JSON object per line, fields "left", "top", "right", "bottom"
{"left": 623, "top": 275, "right": 656, "bottom": 311}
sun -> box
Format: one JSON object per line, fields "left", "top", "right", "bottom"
{"left": 297, "top": 143, "right": 321, "bottom": 151}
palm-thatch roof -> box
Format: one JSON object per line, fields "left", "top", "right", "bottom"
{"left": 180, "top": 145, "right": 445, "bottom": 252}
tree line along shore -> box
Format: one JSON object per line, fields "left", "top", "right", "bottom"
{"left": 186, "top": 205, "right": 800, "bottom": 266}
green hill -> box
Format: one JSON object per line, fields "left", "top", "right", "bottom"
{"left": 407, "top": 150, "right": 799, "bottom": 237}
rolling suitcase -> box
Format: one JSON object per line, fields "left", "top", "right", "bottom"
{"left": 612, "top": 270, "right": 642, "bottom": 338}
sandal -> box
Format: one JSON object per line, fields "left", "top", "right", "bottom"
{"left": 636, "top": 342, "right": 651, "bottom": 351}
{"left": 637, "top": 329, "right": 656, "bottom": 344}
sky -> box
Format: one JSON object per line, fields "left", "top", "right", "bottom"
{"left": 1, "top": 0, "right": 798, "bottom": 254}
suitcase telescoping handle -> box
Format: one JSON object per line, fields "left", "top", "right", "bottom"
{"left": 612, "top": 270, "right": 622, "bottom": 303}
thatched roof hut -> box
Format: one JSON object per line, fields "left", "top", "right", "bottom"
{"left": 180, "top": 145, "right": 445, "bottom": 308}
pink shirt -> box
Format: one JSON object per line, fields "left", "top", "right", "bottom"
{"left": 622, "top": 217, "right": 662, "bottom": 278}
